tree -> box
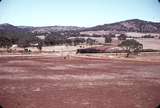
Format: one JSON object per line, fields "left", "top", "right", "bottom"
{"left": 18, "top": 39, "right": 30, "bottom": 49}
{"left": 29, "top": 37, "right": 43, "bottom": 52}
{"left": 44, "top": 32, "right": 67, "bottom": 46}
{"left": 105, "top": 36, "right": 112, "bottom": 43}
{"left": 0, "top": 36, "right": 12, "bottom": 51}
{"left": 118, "top": 34, "right": 127, "bottom": 41}
{"left": 37, "top": 41, "right": 43, "bottom": 52}
{"left": 118, "top": 39, "right": 143, "bottom": 57}
{"left": 73, "top": 38, "right": 85, "bottom": 46}
{"left": 66, "top": 39, "right": 72, "bottom": 46}
{"left": 86, "top": 38, "right": 96, "bottom": 45}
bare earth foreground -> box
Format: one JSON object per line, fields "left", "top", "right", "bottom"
{"left": 0, "top": 55, "right": 160, "bottom": 108}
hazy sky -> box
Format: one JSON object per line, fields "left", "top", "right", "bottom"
{"left": 0, "top": 0, "right": 160, "bottom": 27}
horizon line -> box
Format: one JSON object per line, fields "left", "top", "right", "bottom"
{"left": 1, "top": 18, "right": 160, "bottom": 27}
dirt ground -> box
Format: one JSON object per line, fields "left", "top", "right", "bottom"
{"left": 0, "top": 55, "right": 160, "bottom": 108}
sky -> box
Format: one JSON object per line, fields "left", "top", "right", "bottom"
{"left": 0, "top": 0, "right": 160, "bottom": 27}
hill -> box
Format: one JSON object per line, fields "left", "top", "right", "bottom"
{"left": 18, "top": 25, "right": 85, "bottom": 34}
{"left": 87, "top": 19, "right": 160, "bottom": 33}
{"left": 0, "top": 23, "right": 26, "bottom": 32}
{"left": 1, "top": 19, "right": 160, "bottom": 37}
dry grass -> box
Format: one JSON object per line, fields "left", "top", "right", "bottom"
{"left": 0, "top": 56, "right": 160, "bottom": 108}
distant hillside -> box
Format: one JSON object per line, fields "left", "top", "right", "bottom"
{"left": 0, "top": 23, "right": 32, "bottom": 38}
{"left": 0, "top": 20, "right": 160, "bottom": 47}
{"left": 0, "top": 23, "right": 26, "bottom": 32}
{"left": 1, "top": 19, "right": 160, "bottom": 36}
{"left": 0, "top": 23, "right": 34, "bottom": 45}
{"left": 18, "top": 26, "right": 85, "bottom": 34}
{"left": 87, "top": 19, "right": 160, "bottom": 33}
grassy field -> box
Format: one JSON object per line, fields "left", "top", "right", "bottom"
{"left": 136, "top": 38, "right": 160, "bottom": 50}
